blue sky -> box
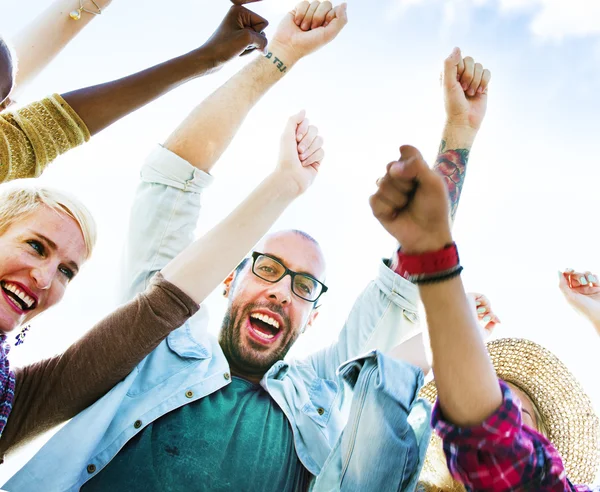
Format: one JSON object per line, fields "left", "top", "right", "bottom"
{"left": 1, "top": 0, "right": 600, "bottom": 482}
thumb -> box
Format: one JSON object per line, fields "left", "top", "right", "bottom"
{"left": 558, "top": 271, "right": 571, "bottom": 294}
{"left": 282, "top": 110, "right": 307, "bottom": 143}
{"left": 244, "top": 30, "right": 269, "bottom": 55}
{"left": 323, "top": 3, "right": 348, "bottom": 40}
{"left": 443, "top": 47, "right": 461, "bottom": 89}
{"left": 389, "top": 145, "right": 429, "bottom": 181}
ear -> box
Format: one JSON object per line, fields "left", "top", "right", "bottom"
{"left": 302, "top": 307, "right": 320, "bottom": 334}
{"left": 223, "top": 271, "right": 235, "bottom": 298}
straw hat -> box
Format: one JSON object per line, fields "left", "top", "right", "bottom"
{"left": 419, "top": 338, "right": 600, "bottom": 484}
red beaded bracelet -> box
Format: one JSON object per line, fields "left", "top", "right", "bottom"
{"left": 396, "top": 243, "right": 463, "bottom": 284}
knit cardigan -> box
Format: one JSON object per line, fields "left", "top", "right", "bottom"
{"left": 0, "top": 94, "right": 90, "bottom": 183}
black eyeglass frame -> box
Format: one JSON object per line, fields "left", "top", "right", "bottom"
{"left": 250, "top": 252, "right": 328, "bottom": 303}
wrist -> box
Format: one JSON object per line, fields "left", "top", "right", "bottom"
{"left": 180, "top": 47, "right": 221, "bottom": 77}
{"left": 400, "top": 231, "right": 454, "bottom": 256}
{"left": 266, "top": 41, "right": 301, "bottom": 67}
{"left": 442, "top": 122, "right": 479, "bottom": 146}
{"left": 268, "top": 170, "right": 303, "bottom": 200}
{"left": 398, "top": 241, "right": 462, "bottom": 284}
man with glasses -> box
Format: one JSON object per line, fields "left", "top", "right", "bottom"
{"left": 7, "top": 3, "right": 394, "bottom": 490}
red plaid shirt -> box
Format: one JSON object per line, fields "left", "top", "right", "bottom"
{"left": 432, "top": 380, "right": 599, "bottom": 491}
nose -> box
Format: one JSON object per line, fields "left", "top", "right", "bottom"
{"left": 266, "top": 276, "right": 293, "bottom": 305}
{"left": 31, "top": 264, "right": 55, "bottom": 290}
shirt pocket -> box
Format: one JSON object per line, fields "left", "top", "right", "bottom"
{"left": 301, "top": 377, "right": 340, "bottom": 427}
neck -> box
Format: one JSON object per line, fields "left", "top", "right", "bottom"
{"left": 227, "top": 361, "right": 264, "bottom": 385}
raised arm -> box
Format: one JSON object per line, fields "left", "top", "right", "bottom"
{"left": 435, "top": 48, "right": 491, "bottom": 222}
{"left": 61, "top": 4, "right": 270, "bottom": 136}
{"left": 9, "top": 0, "right": 114, "bottom": 101}
{"left": 370, "top": 145, "right": 502, "bottom": 427}
{"left": 165, "top": 0, "right": 347, "bottom": 174}
{"left": 559, "top": 268, "right": 600, "bottom": 337}
{"left": 1, "top": 111, "right": 319, "bottom": 456}
{"left": 0, "top": 4, "right": 271, "bottom": 185}
{"left": 120, "top": 1, "right": 348, "bottom": 300}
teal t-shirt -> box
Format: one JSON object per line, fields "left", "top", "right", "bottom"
{"left": 83, "top": 377, "right": 308, "bottom": 491}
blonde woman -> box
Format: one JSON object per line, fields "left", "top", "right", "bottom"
{"left": 0, "top": 110, "right": 322, "bottom": 462}
{"left": 370, "top": 145, "right": 600, "bottom": 491}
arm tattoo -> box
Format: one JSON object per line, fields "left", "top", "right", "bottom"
{"left": 434, "top": 139, "right": 470, "bottom": 221}
{"left": 265, "top": 52, "right": 287, "bottom": 73}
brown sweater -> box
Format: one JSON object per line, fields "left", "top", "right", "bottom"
{"left": 0, "top": 273, "right": 198, "bottom": 459}
{"left": 0, "top": 94, "right": 90, "bottom": 183}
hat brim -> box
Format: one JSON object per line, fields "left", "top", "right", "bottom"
{"left": 419, "top": 338, "right": 600, "bottom": 484}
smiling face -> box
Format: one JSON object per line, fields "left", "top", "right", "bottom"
{"left": 219, "top": 231, "right": 326, "bottom": 382}
{"left": 0, "top": 205, "right": 86, "bottom": 333}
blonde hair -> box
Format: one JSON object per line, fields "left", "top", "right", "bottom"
{"left": 0, "top": 183, "right": 97, "bottom": 259}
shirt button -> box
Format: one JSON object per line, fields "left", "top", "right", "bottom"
{"left": 185, "top": 390, "right": 193, "bottom": 398}
{"left": 224, "top": 372, "right": 230, "bottom": 380}
{"left": 317, "top": 407, "right": 325, "bottom": 416}
{"left": 87, "top": 464, "right": 96, "bottom": 474}
{"left": 134, "top": 420, "right": 142, "bottom": 429}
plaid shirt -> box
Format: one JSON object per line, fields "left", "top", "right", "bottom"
{"left": 432, "top": 380, "right": 599, "bottom": 492}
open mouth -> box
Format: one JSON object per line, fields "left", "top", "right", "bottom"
{"left": 1, "top": 281, "right": 37, "bottom": 314}
{"left": 247, "top": 312, "right": 282, "bottom": 345}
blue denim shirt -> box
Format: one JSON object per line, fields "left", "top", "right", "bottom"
{"left": 5, "top": 147, "right": 424, "bottom": 491}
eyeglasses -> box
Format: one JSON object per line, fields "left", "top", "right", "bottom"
{"left": 251, "top": 252, "right": 328, "bottom": 303}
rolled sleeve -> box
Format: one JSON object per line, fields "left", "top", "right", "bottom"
{"left": 306, "top": 258, "right": 421, "bottom": 382}
{"left": 120, "top": 145, "right": 214, "bottom": 303}
{"left": 433, "top": 380, "right": 578, "bottom": 491}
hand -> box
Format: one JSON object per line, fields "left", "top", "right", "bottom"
{"left": 276, "top": 111, "right": 324, "bottom": 195}
{"left": 269, "top": 1, "right": 348, "bottom": 64}
{"left": 199, "top": 6, "right": 269, "bottom": 69}
{"left": 370, "top": 146, "right": 452, "bottom": 254}
{"left": 442, "top": 47, "right": 491, "bottom": 132}
{"left": 559, "top": 269, "right": 600, "bottom": 331}
{"left": 469, "top": 292, "right": 501, "bottom": 339}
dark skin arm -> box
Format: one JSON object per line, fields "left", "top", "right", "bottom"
{"left": 61, "top": 4, "right": 268, "bottom": 135}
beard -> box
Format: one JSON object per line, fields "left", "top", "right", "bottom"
{"left": 218, "top": 300, "right": 301, "bottom": 378}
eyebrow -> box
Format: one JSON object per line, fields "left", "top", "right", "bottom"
{"left": 30, "top": 231, "right": 80, "bottom": 274}
{"left": 264, "top": 253, "right": 319, "bottom": 279}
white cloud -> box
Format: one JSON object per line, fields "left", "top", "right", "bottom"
{"left": 389, "top": 0, "right": 600, "bottom": 40}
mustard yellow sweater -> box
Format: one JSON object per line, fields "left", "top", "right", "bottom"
{"left": 0, "top": 94, "right": 90, "bottom": 183}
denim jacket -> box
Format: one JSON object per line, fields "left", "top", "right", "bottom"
{"left": 5, "top": 146, "right": 423, "bottom": 491}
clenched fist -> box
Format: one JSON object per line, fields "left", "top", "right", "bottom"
{"left": 370, "top": 146, "right": 452, "bottom": 254}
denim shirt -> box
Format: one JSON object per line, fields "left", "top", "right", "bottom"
{"left": 5, "top": 147, "right": 422, "bottom": 491}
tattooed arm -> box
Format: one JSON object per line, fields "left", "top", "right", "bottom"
{"left": 435, "top": 47, "right": 491, "bottom": 222}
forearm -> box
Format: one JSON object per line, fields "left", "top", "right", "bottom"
{"left": 1, "top": 275, "right": 197, "bottom": 455}
{"left": 11, "top": 0, "right": 112, "bottom": 99}
{"left": 420, "top": 275, "right": 502, "bottom": 426}
{"left": 61, "top": 48, "right": 214, "bottom": 135}
{"left": 434, "top": 124, "right": 478, "bottom": 222}
{"left": 164, "top": 48, "right": 295, "bottom": 173}
{"left": 161, "top": 172, "right": 298, "bottom": 304}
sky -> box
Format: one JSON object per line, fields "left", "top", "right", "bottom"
{"left": 1, "top": 0, "right": 600, "bottom": 484}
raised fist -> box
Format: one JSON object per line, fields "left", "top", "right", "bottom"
{"left": 370, "top": 146, "right": 452, "bottom": 254}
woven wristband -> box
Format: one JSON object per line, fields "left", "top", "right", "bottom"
{"left": 396, "top": 243, "right": 462, "bottom": 284}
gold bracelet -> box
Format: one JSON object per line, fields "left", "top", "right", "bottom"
{"left": 70, "top": 0, "right": 102, "bottom": 20}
